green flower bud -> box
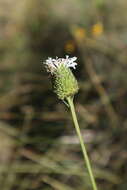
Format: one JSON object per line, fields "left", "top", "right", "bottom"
{"left": 44, "top": 56, "right": 79, "bottom": 100}
{"left": 53, "top": 64, "right": 79, "bottom": 99}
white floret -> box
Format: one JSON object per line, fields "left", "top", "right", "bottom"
{"left": 44, "top": 55, "right": 77, "bottom": 74}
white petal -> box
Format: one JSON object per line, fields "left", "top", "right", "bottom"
{"left": 44, "top": 55, "right": 77, "bottom": 73}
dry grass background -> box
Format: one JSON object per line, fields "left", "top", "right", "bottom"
{"left": 0, "top": 0, "right": 127, "bottom": 189}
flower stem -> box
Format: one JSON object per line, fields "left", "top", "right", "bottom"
{"left": 67, "top": 96, "right": 98, "bottom": 190}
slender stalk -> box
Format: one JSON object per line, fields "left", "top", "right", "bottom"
{"left": 67, "top": 96, "right": 98, "bottom": 190}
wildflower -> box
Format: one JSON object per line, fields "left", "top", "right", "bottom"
{"left": 92, "top": 22, "right": 103, "bottom": 37}
{"left": 43, "top": 56, "right": 98, "bottom": 190}
{"left": 44, "top": 56, "right": 77, "bottom": 74}
{"left": 64, "top": 40, "right": 75, "bottom": 53}
{"left": 73, "top": 27, "right": 86, "bottom": 40}
{"left": 44, "top": 56, "right": 79, "bottom": 100}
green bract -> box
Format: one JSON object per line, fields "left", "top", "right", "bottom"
{"left": 53, "top": 64, "right": 79, "bottom": 100}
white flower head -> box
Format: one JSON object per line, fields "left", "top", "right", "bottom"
{"left": 44, "top": 55, "right": 77, "bottom": 74}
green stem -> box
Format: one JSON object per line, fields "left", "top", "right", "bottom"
{"left": 67, "top": 97, "right": 98, "bottom": 190}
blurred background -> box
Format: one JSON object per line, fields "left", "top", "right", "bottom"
{"left": 0, "top": 0, "right": 127, "bottom": 189}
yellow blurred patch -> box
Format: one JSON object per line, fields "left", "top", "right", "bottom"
{"left": 64, "top": 40, "right": 75, "bottom": 53}
{"left": 92, "top": 23, "right": 103, "bottom": 37}
{"left": 73, "top": 27, "right": 86, "bottom": 40}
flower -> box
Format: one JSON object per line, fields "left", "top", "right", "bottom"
{"left": 64, "top": 40, "right": 76, "bottom": 53}
{"left": 44, "top": 55, "right": 77, "bottom": 74}
{"left": 43, "top": 56, "right": 79, "bottom": 100}
{"left": 92, "top": 22, "right": 103, "bottom": 37}
{"left": 73, "top": 27, "right": 86, "bottom": 40}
